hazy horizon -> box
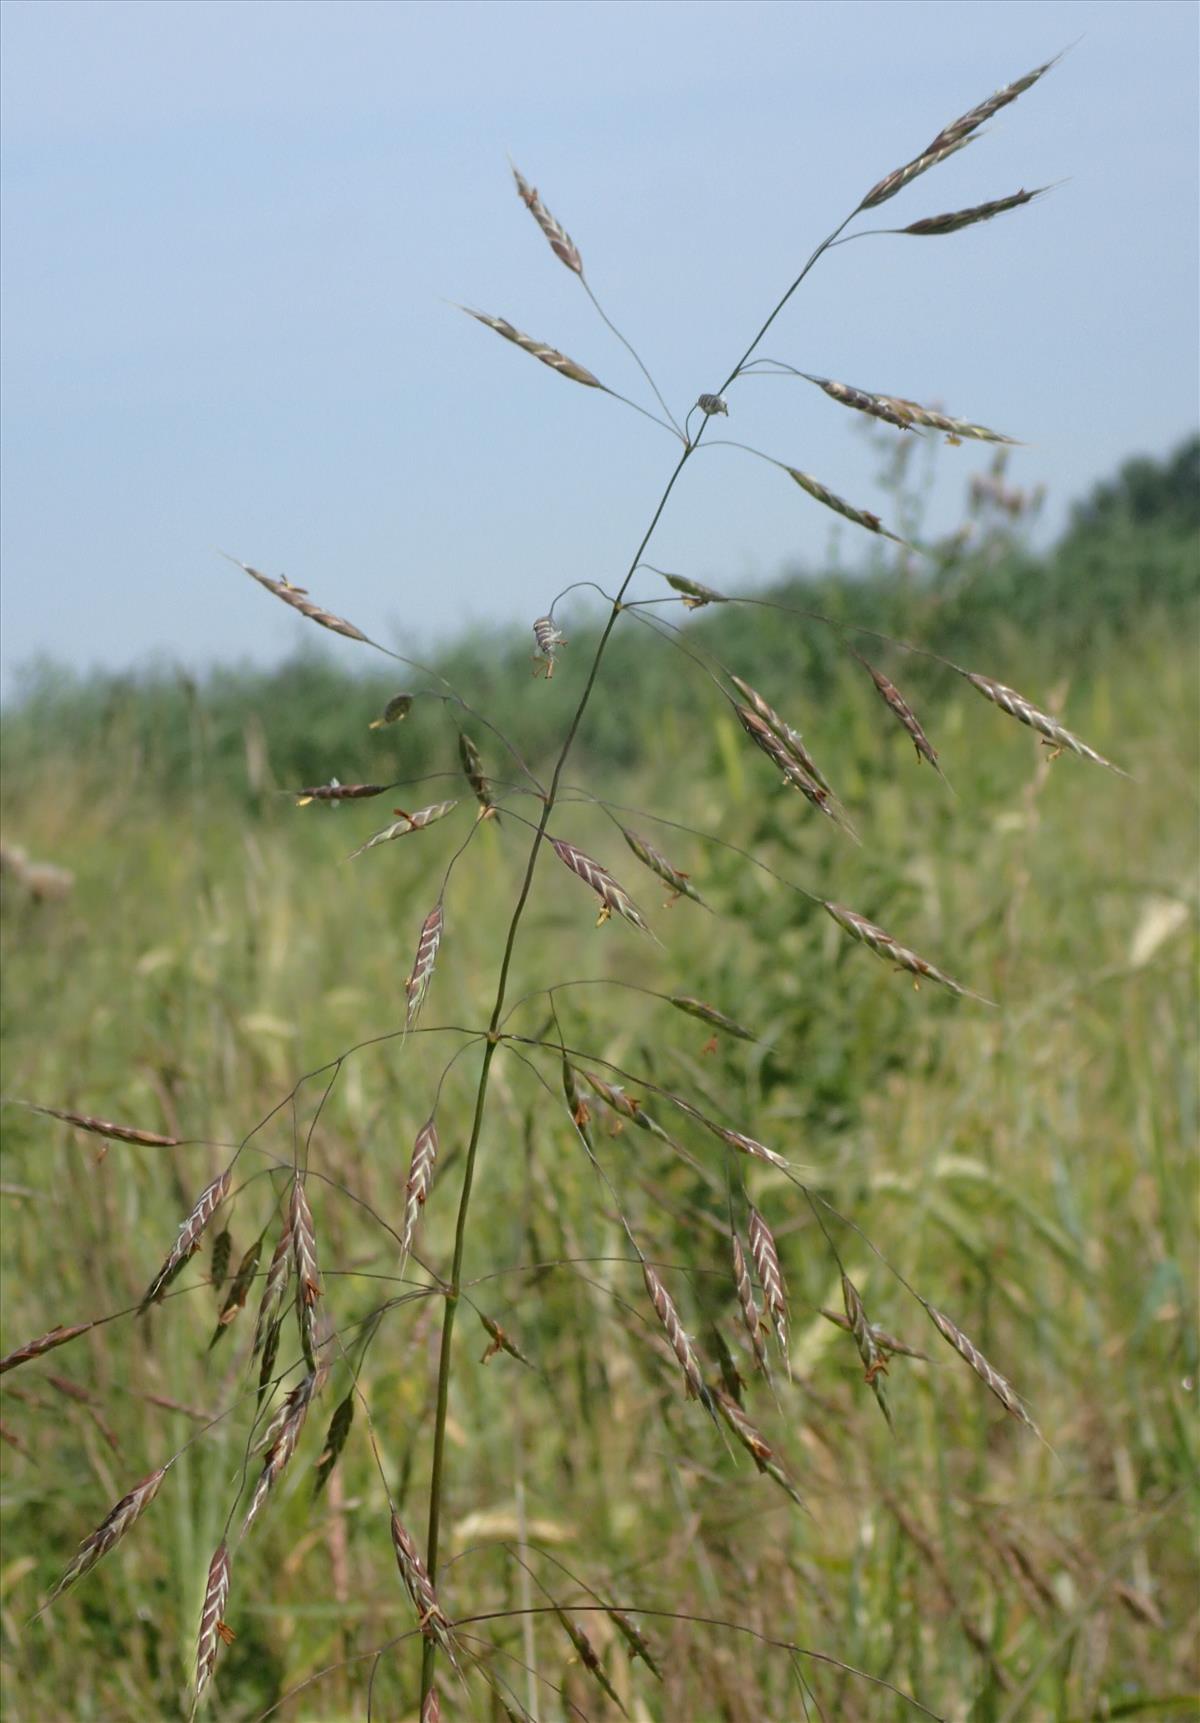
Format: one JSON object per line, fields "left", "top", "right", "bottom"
{"left": 2, "top": 0, "right": 1197, "bottom": 690}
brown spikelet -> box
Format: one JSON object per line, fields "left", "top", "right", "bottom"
{"left": 478, "top": 1311, "right": 535, "bottom": 1368}
{"left": 921, "top": 1299, "right": 1038, "bottom": 1430}
{"left": 406, "top": 901, "right": 445, "bottom": 1028}
{"left": 210, "top": 1228, "right": 232, "bottom": 1292}
{"left": 806, "top": 375, "right": 1018, "bottom": 446}
{"left": 712, "top": 1388, "right": 805, "bottom": 1507}
{"left": 748, "top": 1209, "right": 788, "bottom": 1362}
{"left": 389, "top": 1511, "right": 460, "bottom": 1665}
{"left": 295, "top": 781, "right": 389, "bottom": 806}
{"left": 959, "top": 667, "right": 1129, "bottom": 775}
{"left": 511, "top": 164, "right": 584, "bottom": 273}
{"left": 820, "top": 1309, "right": 931, "bottom": 1361}
{"left": 823, "top": 899, "right": 994, "bottom": 1004}
{"left": 619, "top": 826, "right": 706, "bottom": 906}
{"left": 734, "top": 704, "right": 857, "bottom": 839}
{"left": 841, "top": 1273, "right": 893, "bottom": 1428}
{"left": 553, "top": 1609, "right": 625, "bottom": 1711}
{"left": 549, "top": 836, "right": 652, "bottom": 935}
{"left": 210, "top": 1234, "right": 263, "bottom": 1348}
{"left": 459, "top": 307, "right": 603, "bottom": 389}
{"left": 666, "top": 1091, "right": 790, "bottom": 1172}
{"left": 924, "top": 54, "right": 1060, "bottom": 156}
{"left": 49, "top": 1467, "right": 166, "bottom": 1601}
{"left": 903, "top": 187, "right": 1048, "bottom": 236}
{"left": 731, "top": 1232, "right": 769, "bottom": 1374}
{"left": 642, "top": 1264, "right": 706, "bottom": 1403}
{"left": 252, "top": 1224, "right": 292, "bottom": 1358}
{"left": 859, "top": 134, "right": 978, "bottom": 211}
{"left": 580, "top": 1068, "right": 641, "bottom": 1121}
{"left": 729, "top": 673, "right": 834, "bottom": 794}
{"left": 139, "top": 1166, "right": 233, "bottom": 1312}
{"left": 422, "top": 1689, "right": 441, "bottom": 1723}
{"left": 1, "top": 1322, "right": 95, "bottom": 1377}
{"left": 669, "top": 994, "right": 755, "bottom": 1042}
{"left": 243, "top": 1371, "right": 318, "bottom": 1533}
{"left": 195, "top": 1539, "right": 232, "bottom": 1701}
{"left": 401, "top": 1118, "right": 439, "bottom": 1262}
{"left": 785, "top": 466, "right": 907, "bottom": 544}
{"left": 369, "top": 691, "right": 413, "bottom": 729}
{"left": 663, "top": 572, "right": 727, "bottom": 608}
{"left": 350, "top": 800, "right": 458, "bottom": 860}
{"left": 257, "top": 1318, "right": 282, "bottom": 1408}
{"left": 289, "top": 1179, "right": 322, "bottom": 1369}
{"left": 313, "top": 1392, "right": 355, "bottom": 1493}
{"left": 227, "top": 555, "right": 370, "bottom": 643}
{"left": 458, "top": 732, "right": 500, "bottom": 820}
{"left": 24, "top": 1104, "right": 179, "bottom": 1147}
{"left": 854, "top": 655, "right": 943, "bottom": 773}
{"left": 607, "top": 1607, "right": 663, "bottom": 1680}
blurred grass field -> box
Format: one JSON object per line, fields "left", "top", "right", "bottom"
{"left": 1, "top": 450, "right": 1197, "bottom": 1722}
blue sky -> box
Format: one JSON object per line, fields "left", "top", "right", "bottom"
{"left": 2, "top": 0, "right": 1197, "bottom": 689}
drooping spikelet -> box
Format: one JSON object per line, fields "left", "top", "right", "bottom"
{"left": 459, "top": 307, "right": 603, "bottom": 388}
{"left": 731, "top": 1231, "right": 769, "bottom": 1373}
{"left": 841, "top": 1273, "right": 893, "bottom": 1428}
{"left": 24, "top": 1104, "right": 179, "bottom": 1147}
{"left": 552, "top": 1609, "right": 624, "bottom": 1710}
{"left": 729, "top": 673, "right": 833, "bottom": 794}
{"left": 642, "top": 1264, "right": 707, "bottom": 1403}
{"left": 389, "top": 1512, "right": 459, "bottom": 1665}
{"left": 139, "top": 1167, "right": 233, "bottom": 1312}
{"left": 920, "top": 1299, "right": 1038, "bottom": 1431}
{"left": 785, "top": 466, "right": 907, "bottom": 543}
{"left": 854, "top": 655, "right": 943, "bottom": 773}
{"left": 313, "top": 1393, "right": 355, "bottom": 1494}
{"left": 667, "top": 1092, "right": 790, "bottom": 1172}
{"left": 289, "top": 1178, "right": 322, "bottom": 1370}
{"left": 619, "top": 826, "right": 706, "bottom": 905}
{"left": 734, "top": 704, "right": 856, "bottom": 838}
{"left": 549, "top": 836, "right": 652, "bottom": 934}
{"left": 48, "top": 1467, "right": 167, "bottom": 1602}
{"left": 458, "top": 733, "right": 500, "bottom": 820}
{"left": 227, "top": 556, "right": 370, "bottom": 643}
{"left": 712, "top": 1389, "right": 805, "bottom": 1506}
{"left": 295, "top": 781, "right": 388, "bottom": 805}
{"left": 669, "top": 995, "right": 756, "bottom": 1042}
{"left": 959, "top": 668, "right": 1129, "bottom": 775}
{"left": 195, "top": 1540, "right": 233, "bottom": 1701}
{"left": 369, "top": 692, "right": 414, "bottom": 729}
{"left": 243, "top": 1372, "right": 318, "bottom": 1533}
{"left": 663, "top": 571, "right": 728, "bottom": 608}
{"left": 406, "top": 902, "right": 445, "bottom": 1028}
{"left": 902, "top": 187, "right": 1048, "bottom": 236}
{"left": 1, "top": 1322, "right": 95, "bottom": 1377}
{"left": 252, "top": 1224, "right": 292, "bottom": 1358}
{"left": 805, "top": 375, "right": 1018, "bottom": 446}
{"left": 823, "top": 900, "right": 994, "bottom": 1004}
{"left": 859, "top": 134, "right": 978, "bottom": 212}
{"left": 748, "top": 1209, "right": 789, "bottom": 1363}
{"left": 349, "top": 801, "right": 459, "bottom": 859}
{"left": 401, "top": 1118, "right": 439, "bottom": 1262}
{"left": 210, "top": 1234, "right": 263, "bottom": 1348}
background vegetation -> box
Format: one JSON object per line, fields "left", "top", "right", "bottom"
{"left": 1, "top": 437, "right": 1197, "bottom": 1721}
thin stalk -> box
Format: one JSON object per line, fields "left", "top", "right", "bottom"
{"left": 419, "top": 203, "right": 863, "bottom": 1704}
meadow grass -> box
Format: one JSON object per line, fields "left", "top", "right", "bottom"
{"left": 1, "top": 601, "right": 1195, "bottom": 1721}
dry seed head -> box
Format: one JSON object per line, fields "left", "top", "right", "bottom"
{"left": 1, "top": 1322, "right": 94, "bottom": 1377}
{"left": 549, "top": 836, "right": 652, "bottom": 935}
{"left": 210, "top": 1228, "right": 232, "bottom": 1292}
{"left": 401, "top": 1118, "right": 439, "bottom": 1260}
{"left": 823, "top": 899, "right": 994, "bottom": 1004}
{"left": 667, "top": 1090, "right": 790, "bottom": 1172}
{"left": 478, "top": 1311, "right": 534, "bottom": 1367}
{"left": 731, "top": 1231, "right": 769, "bottom": 1373}
{"left": 313, "top": 1392, "right": 355, "bottom": 1494}
{"left": 805, "top": 375, "right": 922, "bottom": 432}
{"left": 860, "top": 133, "right": 977, "bottom": 211}
{"left": 243, "top": 1372, "right": 318, "bottom": 1533}
{"left": 620, "top": 826, "right": 705, "bottom": 906}
{"left": 642, "top": 1263, "right": 706, "bottom": 1402}
{"left": 350, "top": 800, "right": 459, "bottom": 859}
{"left": 961, "top": 668, "right": 1129, "bottom": 775}
{"left": 289, "top": 1178, "right": 322, "bottom": 1369}
{"left": 840, "top": 1273, "right": 893, "bottom": 1428}
{"left": 748, "top": 1209, "right": 788, "bottom": 1357}
{"left": 390, "top": 1510, "right": 459, "bottom": 1665}
{"left": 211, "top": 1234, "right": 263, "bottom": 1347}
{"left": 903, "top": 187, "right": 1047, "bottom": 236}
{"left": 808, "top": 375, "right": 1018, "bottom": 446}
{"left": 511, "top": 164, "right": 584, "bottom": 273}
{"left": 252, "top": 1224, "right": 292, "bottom": 1357}
{"left": 458, "top": 732, "right": 500, "bottom": 819}
{"left": 855, "top": 655, "right": 942, "bottom": 772}
{"left": 733, "top": 703, "right": 855, "bottom": 837}
{"left": 712, "top": 1388, "right": 805, "bottom": 1506}
{"left": 406, "top": 901, "right": 445, "bottom": 1028}
{"left": 195, "top": 1539, "right": 232, "bottom": 1702}
{"left": 670, "top": 994, "right": 755, "bottom": 1042}
{"left": 257, "top": 1317, "right": 282, "bottom": 1408}
{"left": 27, "top": 1105, "right": 179, "bottom": 1147}
{"left": 139, "top": 1166, "right": 233, "bottom": 1312}
{"left": 369, "top": 691, "right": 414, "bottom": 729}
{"left": 729, "top": 673, "right": 833, "bottom": 794}
{"left": 785, "top": 466, "right": 907, "bottom": 543}
{"left": 229, "top": 556, "right": 370, "bottom": 643}
{"left": 554, "top": 1609, "right": 624, "bottom": 1710}
{"left": 921, "top": 1299, "right": 1038, "bottom": 1430}
{"left": 924, "top": 54, "right": 1059, "bottom": 155}
{"left": 664, "top": 571, "right": 727, "bottom": 608}
{"left": 295, "top": 781, "right": 388, "bottom": 805}
{"left": 49, "top": 1467, "right": 166, "bottom": 1601}
{"left": 580, "top": 1067, "right": 640, "bottom": 1120}
{"left": 607, "top": 1607, "right": 663, "bottom": 1679}
{"left": 820, "top": 1309, "right": 930, "bottom": 1361}
{"left": 459, "top": 306, "right": 603, "bottom": 388}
